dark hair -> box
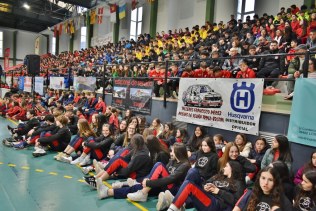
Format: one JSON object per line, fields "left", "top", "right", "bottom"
{"left": 173, "top": 142, "right": 189, "bottom": 163}
{"left": 201, "top": 136, "right": 216, "bottom": 153}
{"left": 235, "top": 133, "right": 248, "bottom": 151}
{"left": 190, "top": 126, "right": 206, "bottom": 150}
{"left": 131, "top": 133, "right": 145, "bottom": 153}
{"left": 247, "top": 167, "right": 282, "bottom": 210}
{"left": 44, "top": 114, "right": 55, "bottom": 123}
{"left": 310, "top": 58, "right": 316, "bottom": 71}
{"left": 271, "top": 160, "right": 291, "bottom": 183}
{"left": 294, "top": 170, "right": 316, "bottom": 209}
{"left": 146, "top": 135, "right": 169, "bottom": 161}
{"left": 28, "top": 109, "right": 36, "bottom": 116}
{"left": 303, "top": 151, "right": 316, "bottom": 173}
{"left": 274, "top": 135, "right": 293, "bottom": 163}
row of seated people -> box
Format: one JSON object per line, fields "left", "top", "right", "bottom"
{"left": 1, "top": 94, "right": 315, "bottom": 210}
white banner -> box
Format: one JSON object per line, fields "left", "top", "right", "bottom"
{"left": 50, "top": 77, "right": 65, "bottom": 90}
{"left": 91, "top": 33, "right": 113, "bottom": 46}
{"left": 176, "top": 78, "right": 264, "bottom": 135}
{"left": 74, "top": 77, "right": 96, "bottom": 91}
{"left": 35, "top": 77, "right": 44, "bottom": 95}
{"left": 6, "top": 76, "right": 12, "bottom": 87}
{"left": 24, "top": 77, "right": 32, "bottom": 92}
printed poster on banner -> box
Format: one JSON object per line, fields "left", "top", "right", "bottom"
{"left": 35, "top": 77, "right": 44, "bottom": 95}
{"left": 19, "top": 77, "right": 24, "bottom": 90}
{"left": 50, "top": 77, "right": 65, "bottom": 90}
{"left": 112, "top": 78, "right": 153, "bottom": 114}
{"left": 24, "top": 77, "right": 32, "bottom": 92}
{"left": 288, "top": 79, "right": 316, "bottom": 147}
{"left": 176, "top": 78, "right": 264, "bottom": 135}
{"left": 73, "top": 77, "right": 96, "bottom": 91}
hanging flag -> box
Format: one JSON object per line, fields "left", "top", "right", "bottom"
{"left": 119, "top": 3, "right": 126, "bottom": 20}
{"left": 64, "top": 21, "right": 69, "bottom": 34}
{"left": 132, "top": 0, "right": 137, "bottom": 10}
{"left": 54, "top": 25, "right": 57, "bottom": 37}
{"left": 59, "top": 23, "right": 62, "bottom": 35}
{"left": 110, "top": 4, "right": 117, "bottom": 23}
{"left": 97, "top": 6, "right": 104, "bottom": 24}
{"left": 90, "top": 8, "right": 96, "bottom": 24}
{"left": 70, "top": 20, "right": 75, "bottom": 34}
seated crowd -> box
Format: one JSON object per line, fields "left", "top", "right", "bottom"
{"left": 1, "top": 90, "right": 316, "bottom": 211}
{"left": 4, "top": 4, "right": 316, "bottom": 98}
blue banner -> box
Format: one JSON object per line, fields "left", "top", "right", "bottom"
{"left": 288, "top": 78, "right": 316, "bottom": 147}
{"left": 19, "top": 76, "right": 24, "bottom": 90}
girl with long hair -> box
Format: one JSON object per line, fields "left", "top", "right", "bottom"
{"left": 165, "top": 160, "right": 245, "bottom": 211}
{"left": 233, "top": 167, "right": 293, "bottom": 211}
{"left": 261, "top": 135, "right": 293, "bottom": 171}
{"left": 234, "top": 133, "right": 252, "bottom": 158}
{"left": 84, "top": 134, "right": 152, "bottom": 189}
{"left": 186, "top": 126, "right": 206, "bottom": 158}
{"left": 294, "top": 170, "right": 316, "bottom": 211}
{"left": 294, "top": 151, "right": 316, "bottom": 185}
{"left": 218, "top": 142, "right": 256, "bottom": 176}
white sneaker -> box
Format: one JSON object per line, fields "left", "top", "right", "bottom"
{"left": 97, "top": 178, "right": 109, "bottom": 199}
{"left": 127, "top": 190, "right": 148, "bottom": 202}
{"left": 79, "top": 155, "right": 91, "bottom": 166}
{"left": 32, "top": 148, "right": 47, "bottom": 157}
{"left": 70, "top": 156, "right": 84, "bottom": 165}
{"left": 54, "top": 152, "right": 65, "bottom": 160}
{"left": 157, "top": 192, "right": 168, "bottom": 211}
{"left": 164, "top": 190, "right": 174, "bottom": 204}
{"left": 127, "top": 178, "right": 139, "bottom": 187}
{"left": 59, "top": 155, "right": 72, "bottom": 163}
{"left": 82, "top": 166, "right": 94, "bottom": 175}
{"left": 93, "top": 159, "right": 104, "bottom": 174}
{"left": 167, "top": 204, "right": 185, "bottom": 211}
{"left": 111, "top": 180, "right": 129, "bottom": 189}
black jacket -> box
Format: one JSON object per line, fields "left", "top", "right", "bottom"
{"left": 195, "top": 151, "right": 218, "bottom": 179}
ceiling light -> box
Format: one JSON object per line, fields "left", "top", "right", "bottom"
{"left": 23, "top": 3, "right": 30, "bottom": 9}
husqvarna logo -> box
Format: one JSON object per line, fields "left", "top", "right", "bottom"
{"left": 230, "top": 82, "right": 255, "bottom": 113}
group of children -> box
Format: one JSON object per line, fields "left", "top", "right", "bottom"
{"left": 1, "top": 91, "right": 316, "bottom": 211}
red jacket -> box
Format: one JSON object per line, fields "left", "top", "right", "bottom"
{"left": 95, "top": 101, "right": 107, "bottom": 113}
{"left": 236, "top": 68, "right": 256, "bottom": 78}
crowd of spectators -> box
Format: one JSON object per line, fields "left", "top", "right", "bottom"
{"left": 4, "top": 4, "right": 316, "bottom": 98}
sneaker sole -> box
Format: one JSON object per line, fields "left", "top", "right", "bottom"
{"left": 32, "top": 152, "right": 47, "bottom": 157}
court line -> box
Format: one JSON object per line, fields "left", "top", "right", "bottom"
{"left": 4, "top": 118, "right": 150, "bottom": 211}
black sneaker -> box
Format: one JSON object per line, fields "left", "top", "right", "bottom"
{"left": 84, "top": 176, "right": 97, "bottom": 189}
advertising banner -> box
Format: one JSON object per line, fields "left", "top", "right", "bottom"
{"left": 35, "top": 77, "right": 44, "bottom": 95}
{"left": 50, "top": 77, "right": 65, "bottom": 90}
{"left": 73, "top": 77, "right": 96, "bottom": 91}
{"left": 176, "top": 78, "right": 264, "bottom": 135}
{"left": 24, "top": 77, "right": 32, "bottom": 92}
{"left": 288, "top": 79, "right": 316, "bottom": 147}
{"left": 112, "top": 78, "right": 153, "bottom": 114}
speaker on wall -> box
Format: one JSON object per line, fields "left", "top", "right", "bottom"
{"left": 25, "top": 54, "right": 40, "bottom": 75}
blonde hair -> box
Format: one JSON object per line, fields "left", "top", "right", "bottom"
{"left": 78, "top": 118, "right": 96, "bottom": 137}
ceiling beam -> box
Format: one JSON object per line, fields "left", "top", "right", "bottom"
{"left": 57, "top": 0, "right": 93, "bottom": 9}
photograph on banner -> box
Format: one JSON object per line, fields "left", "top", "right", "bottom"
{"left": 24, "top": 77, "right": 32, "bottom": 92}
{"left": 35, "top": 77, "right": 44, "bottom": 95}
{"left": 112, "top": 78, "right": 153, "bottom": 114}
{"left": 288, "top": 79, "right": 316, "bottom": 147}
{"left": 19, "top": 76, "right": 24, "bottom": 90}
{"left": 129, "top": 88, "right": 152, "bottom": 114}
{"left": 176, "top": 78, "right": 264, "bottom": 135}
{"left": 50, "top": 77, "right": 65, "bottom": 90}
{"left": 73, "top": 76, "right": 96, "bottom": 91}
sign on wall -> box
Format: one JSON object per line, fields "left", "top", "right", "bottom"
{"left": 35, "top": 77, "right": 44, "bottom": 95}
{"left": 50, "top": 77, "right": 65, "bottom": 90}
{"left": 112, "top": 78, "right": 154, "bottom": 115}
{"left": 24, "top": 77, "right": 32, "bottom": 92}
{"left": 176, "top": 78, "right": 264, "bottom": 135}
{"left": 74, "top": 77, "right": 96, "bottom": 91}
{"left": 288, "top": 79, "right": 316, "bottom": 147}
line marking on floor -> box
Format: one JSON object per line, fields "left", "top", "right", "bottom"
{"left": 8, "top": 163, "right": 16, "bottom": 167}
{"left": 21, "top": 166, "right": 30, "bottom": 170}
{"left": 78, "top": 179, "right": 85, "bottom": 183}
{"left": 4, "top": 117, "right": 151, "bottom": 211}
{"left": 0, "top": 162, "right": 3, "bottom": 164}
{"left": 49, "top": 172, "right": 58, "bottom": 175}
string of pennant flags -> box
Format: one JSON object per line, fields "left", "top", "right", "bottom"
{"left": 53, "top": 0, "right": 153, "bottom": 37}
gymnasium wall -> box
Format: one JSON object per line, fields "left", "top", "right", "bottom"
{"left": 255, "top": 0, "right": 304, "bottom": 17}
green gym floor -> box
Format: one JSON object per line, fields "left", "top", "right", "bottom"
{"left": 0, "top": 117, "right": 158, "bottom": 211}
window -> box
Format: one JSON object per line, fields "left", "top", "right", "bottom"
{"left": 130, "top": 7, "right": 142, "bottom": 40}
{"left": 52, "top": 36, "right": 56, "bottom": 55}
{"left": 237, "top": 0, "right": 256, "bottom": 22}
{"left": 80, "top": 26, "right": 86, "bottom": 49}
{"left": 0, "top": 31, "right": 3, "bottom": 57}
